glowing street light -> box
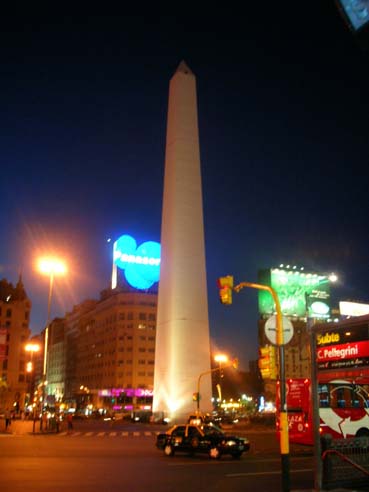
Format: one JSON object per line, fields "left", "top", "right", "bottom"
{"left": 214, "top": 354, "right": 229, "bottom": 364}
{"left": 328, "top": 272, "right": 338, "bottom": 283}
{"left": 25, "top": 343, "right": 41, "bottom": 354}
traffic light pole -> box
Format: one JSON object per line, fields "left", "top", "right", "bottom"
{"left": 232, "top": 281, "right": 290, "bottom": 492}
{"left": 196, "top": 359, "right": 238, "bottom": 414}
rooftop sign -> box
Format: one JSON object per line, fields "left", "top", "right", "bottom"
{"left": 112, "top": 234, "right": 161, "bottom": 290}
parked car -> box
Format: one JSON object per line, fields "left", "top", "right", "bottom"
{"left": 156, "top": 423, "right": 249, "bottom": 459}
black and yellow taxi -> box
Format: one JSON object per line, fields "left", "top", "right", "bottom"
{"left": 156, "top": 422, "right": 249, "bottom": 459}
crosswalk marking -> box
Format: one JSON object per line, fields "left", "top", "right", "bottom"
{"left": 6, "top": 430, "right": 158, "bottom": 438}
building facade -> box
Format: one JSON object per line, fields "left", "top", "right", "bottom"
{"left": 46, "top": 287, "right": 157, "bottom": 412}
{"left": 0, "top": 277, "right": 31, "bottom": 412}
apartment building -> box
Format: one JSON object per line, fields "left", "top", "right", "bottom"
{"left": 0, "top": 277, "right": 31, "bottom": 412}
{"left": 47, "top": 287, "right": 157, "bottom": 411}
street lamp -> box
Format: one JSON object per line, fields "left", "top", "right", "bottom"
{"left": 36, "top": 257, "right": 67, "bottom": 418}
{"left": 196, "top": 357, "right": 238, "bottom": 414}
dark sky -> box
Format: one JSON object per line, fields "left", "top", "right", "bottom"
{"left": 1, "top": 4, "right": 369, "bottom": 369}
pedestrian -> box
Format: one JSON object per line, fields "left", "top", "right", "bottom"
{"left": 42, "top": 412, "right": 48, "bottom": 431}
{"left": 67, "top": 413, "right": 73, "bottom": 431}
{"left": 4, "top": 408, "right": 11, "bottom": 431}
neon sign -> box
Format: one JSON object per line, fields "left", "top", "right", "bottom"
{"left": 317, "top": 332, "right": 340, "bottom": 345}
{"left": 113, "top": 234, "right": 161, "bottom": 290}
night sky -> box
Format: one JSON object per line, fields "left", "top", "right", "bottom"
{"left": 1, "top": 4, "right": 369, "bottom": 369}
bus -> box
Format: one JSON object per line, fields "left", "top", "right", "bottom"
{"left": 276, "top": 314, "right": 369, "bottom": 445}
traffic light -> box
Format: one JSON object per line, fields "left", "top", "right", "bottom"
{"left": 269, "top": 345, "right": 278, "bottom": 380}
{"left": 192, "top": 392, "right": 199, "bottom": 402}
{"left": 217, "top": 275, "right": 234, "bottom": 305}
{"left": 258, "top": 346, "right": 271, "bottom": 378}
{"left": 26, "top": 362, "right": 33, "bottom": 373}
{"left": 258, "top": 345, "right": 278, "bottom": 380}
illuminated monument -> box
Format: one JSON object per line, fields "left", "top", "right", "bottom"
{"left": 153, "top": 61, "right": 212, "bottom": 421}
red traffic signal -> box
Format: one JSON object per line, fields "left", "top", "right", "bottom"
{"left": 217, "top": 275, "right": 234, "bottom": 305}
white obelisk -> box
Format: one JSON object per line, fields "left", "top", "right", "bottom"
{"left": 153, "top": 61, "right": 212, "bottom": 422}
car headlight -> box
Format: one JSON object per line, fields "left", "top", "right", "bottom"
{"left": 226, "top": 440, "right": 236, "bottom": 446}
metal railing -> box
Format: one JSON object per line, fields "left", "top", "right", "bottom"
{"left": 321, "top": 435, "right": 369, "bottom": 490}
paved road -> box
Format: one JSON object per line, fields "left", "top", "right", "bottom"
{"left": 2, "top": 421, "right": 366, "bottom": 491}
{"left": 0, "top": 421, "right": 318, "bottom": 492}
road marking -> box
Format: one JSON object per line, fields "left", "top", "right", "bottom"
{"left": 227, "top": 468, "right": 313, "bottom": 477}
{"left": 71, "top": 432, "right": 81, "bottom": 436}
{"left": 122, "top": 432, "right": 129, "bottom": 437}
{"left": 109, "top": 432, "right": 117, "bottom": 437}
{"left": 144, "top": 432, "right": 152, "bottom": 436}
{"left": 85, "top": 432, "right": 93, "bottom": 436}
{"left": 97, "top": 432, "right": 105, "bottom": 437}
{"left": 133, "top": 432, "right": 140, "bottom": 437}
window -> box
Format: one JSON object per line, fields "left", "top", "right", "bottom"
{"left": 6, "top": 309, "right": 11, "bottom": 318}
{"left": 127, "top": 313, "right": 133, "bottom": 320}
{"left": 148, "top": 313, "right": 156, "bottom": 321}
{"left": 172, "top": 426, "right": 186, "bottom": 438}
{"left": 139, "top": 313, "right": 147, "bottom": 320}
{"left": 138, "top": 360, "right": 145, "bottom": 365}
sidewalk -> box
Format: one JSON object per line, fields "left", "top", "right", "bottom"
{"left": 0, "top": 419, "right": 60, "bottom": 435}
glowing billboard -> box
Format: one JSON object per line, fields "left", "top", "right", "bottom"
{"left": 112, "top": 234, "right": 161, "bottom": 290}
{"left": 258, "top": 267, "right": 331, "bottom": 319}
{"left": 337, "top": 0, "right": 369, "bottom": 32}
{"left": 340, "top": 301, "right": 369, "bottom": 317}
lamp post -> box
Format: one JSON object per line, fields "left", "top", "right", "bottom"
{"left": 196, "top": 357, "right": 238, "bottom": 414}
{"left": 305, "top": 272, "right": 337, "bottom": 492}
{"left": 36, "top": 257, "right": 67, "bottom": 426}
{"left": 214, "top": 353, "right": 229, "bottom": 406}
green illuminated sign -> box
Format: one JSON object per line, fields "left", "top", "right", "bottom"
{"left": 258, "top": 268, "right": 331, "bottom": 319}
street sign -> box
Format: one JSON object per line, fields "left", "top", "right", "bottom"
{"left": 265, "top": 315, "right": 294, "bottom": 345}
